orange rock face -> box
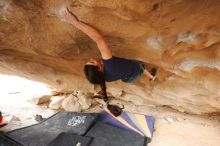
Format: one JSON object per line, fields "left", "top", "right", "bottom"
{"left": 0, "top": 0, "right": 220, "bottom": 115}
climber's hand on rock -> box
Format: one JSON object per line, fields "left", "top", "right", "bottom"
{"left": 152, "top": 76, "right": 156, "bottom": 81}
{"left": 149, "top": 76, "right": 156, "bottom": 81}
{"left": 60, "top": 8, "right": 78, "bottom": 24}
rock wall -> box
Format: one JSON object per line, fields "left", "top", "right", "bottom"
{"left": 0, "top": 0, "right": 220, "bottom": 115}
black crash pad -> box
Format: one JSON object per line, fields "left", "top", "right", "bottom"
{"left": 6, "top": 112, "right": 98, "bottom": 146}
{"left": 48, "top": 132, "right": 92, "bottom": 146}
{"left": 86, "top": 122, "right": 147, "bottom": 146}
{"left": 0, "top": 134, "right": 22, "bottom": 146}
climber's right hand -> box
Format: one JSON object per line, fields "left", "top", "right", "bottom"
{"left": 60, "top": 8, "right": 79, "bottom": 24}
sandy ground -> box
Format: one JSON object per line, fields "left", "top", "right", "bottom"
{"left": 148, "top": 108, "right": 220, "bottom": 146}
{"left": 0, "top": 75, "right": 220, "bottom": 146}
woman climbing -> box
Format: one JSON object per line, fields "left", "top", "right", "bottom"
{"left": 60, "top": 8, "right": 157, "bottom": 116}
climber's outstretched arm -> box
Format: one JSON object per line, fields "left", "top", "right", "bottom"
{"left": 144, "top": 69, "right": 156, "bottom": 80}
{"left": 61, "top": 8, "right": 112, "bottom": 59}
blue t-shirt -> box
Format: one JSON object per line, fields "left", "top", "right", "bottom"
{"left": 102, "top": 56, "right": 141, "bottom": 82}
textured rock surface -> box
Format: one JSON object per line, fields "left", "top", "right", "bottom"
{"left": 0, "top": 0, "right": 220, "bottom": 115}
{"left": 30, "top": 94, "right": 51, "bottom": 105}
{"left": 62, "top": 94, "right": 82, "bottom": 112}
{"left": 49, "top": 95, "right": 65, "bottom": 110}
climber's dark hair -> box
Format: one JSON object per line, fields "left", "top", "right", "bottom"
{"left": 84, "top": 64, "right": 123, "bottom": 116}
{"left": 84, "top": 65, "right": 104, "bottom": 84}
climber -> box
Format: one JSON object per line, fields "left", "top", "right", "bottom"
{"left": 60, "top": 8, "right": 157, "bottom": 116}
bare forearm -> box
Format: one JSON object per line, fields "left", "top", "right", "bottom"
{"left": 144, "top": 69, "right": 154, "bottom": 79}
{"left": 70, "top": 20, "right": 112, "bottom": 59}
{"left": 61, "top": 8, "right": 112, "bottom": 58}
{"left": 61, "top": 8, "right": 104, "bottom": 43}
{"left": 71, "top": 20, "right": 103, "bottom": 42}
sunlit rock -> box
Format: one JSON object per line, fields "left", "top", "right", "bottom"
{"left": 73, "top": 91, "right": 92, "bottom": 110}
{"left": 30, "top": 95, "right": 51, "bottom": 105}
{"left": 49, "top": 96, "right": 65, "bottom": 110}
{"left": 62, "top": 94, "right": 82, "bottom": 112}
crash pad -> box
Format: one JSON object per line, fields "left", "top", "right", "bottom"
{"left": 48, "top": 132, "right": 92, "bottom": 146}
{"left": 98, "top": 108, "right": 155, "bottom": 141}
{"left": 86, "top": 121, "right": 147, "bottom": 146}
{"left": 0, "top": 134, "right": 22, "bottom": 146}
{"left": 6, "top": 112, "right": 98, "bottom": 146}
